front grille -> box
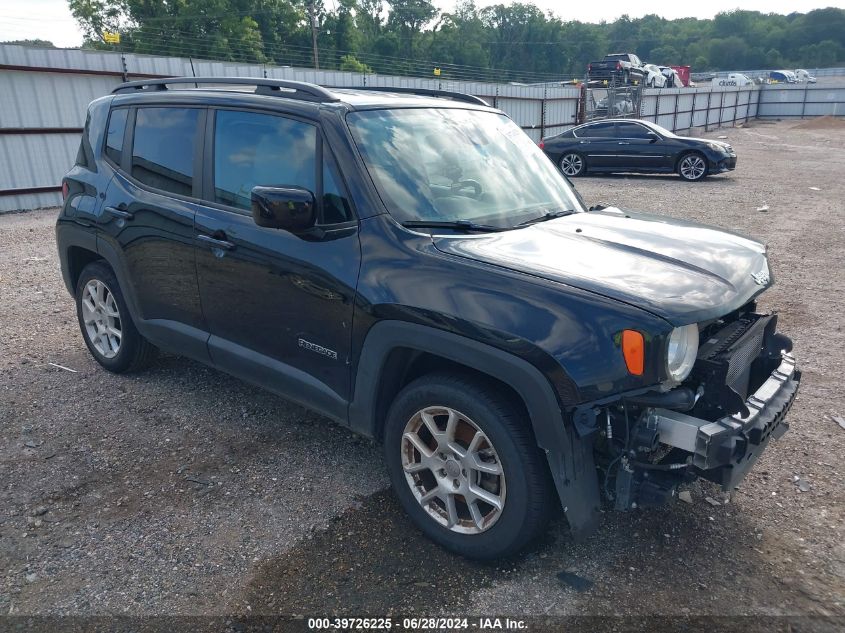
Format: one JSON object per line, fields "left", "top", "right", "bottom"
{"left": 698, "top": 317, "right": 757, "bottom": 361}
{"left": 691, "top": 313, "right": 775, "bottom": 419}
{"left": 726, "top": 326, "right": 765, "bottom": 388}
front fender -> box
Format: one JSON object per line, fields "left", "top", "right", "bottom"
{"left": 349, "top": 320, "right": 601, "bottom": 535}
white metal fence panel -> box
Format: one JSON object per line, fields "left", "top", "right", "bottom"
{"left": 0, "top": 134, "right": 78, "bottom": 211}
{"left": 544, "top": 98, "right": 578, "bottom": 136}
{"left": 758, "top": 85, "right": 845, "bottom": 118}
{"left": 675, "top": 92, "right": 695, "bottom": 131}
{"left": 0, "top": 71, "right": 117, "bottom": 128}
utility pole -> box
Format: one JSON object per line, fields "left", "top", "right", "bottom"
{"left": 307, "top": 2, "right": 320, "bottom": 70}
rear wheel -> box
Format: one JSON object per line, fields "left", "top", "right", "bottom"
{"left": 384, "top": 372, "right": 553, "bottom": 559}
{"left": 560, "top": 152, "right": 586, "bottom": 177}
{"left": 75, "top": 261, "right": 156, "bottom": 373}
{"left": 677, "top": 152, "right": 708, "bottom": 181}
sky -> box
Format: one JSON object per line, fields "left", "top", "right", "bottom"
{"left": 1, "top": 0, "right": 843, "bottom": 49}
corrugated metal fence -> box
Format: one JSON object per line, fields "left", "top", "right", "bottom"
{"left": 1, "top": 43, "right": 843, "bottom": 212}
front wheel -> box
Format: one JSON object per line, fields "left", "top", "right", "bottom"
{"left": 677, "top": 152, "right": 708, "bottom": 181}
{"left": 560, "top": 152, "right": 586, "bottom": 177}
{"left": 383, "top": 372, "right": 554, "bottom": 559}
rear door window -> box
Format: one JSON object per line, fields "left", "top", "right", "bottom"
{"left": 131, "top": 107, "right": 200, "bottom": 196}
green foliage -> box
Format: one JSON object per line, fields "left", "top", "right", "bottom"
{"left": 1, "top": 39, "right": 57, "bottom": 48}
{"left": 65, "top": 2, "right": 845, "bottom": 79}
{"left": 339, "top": 54, "right": 373, "bottom": 73}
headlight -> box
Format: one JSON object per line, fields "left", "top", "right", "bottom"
{"left": 666, "top": 324, "right": 699, "bottom": 382}
{"left": 706, "top": 142, "right": 727, "bottom": 152}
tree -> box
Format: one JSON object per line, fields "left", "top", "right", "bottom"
{"left": 339, "top": 54, "right": 373, "bottom": 73}
{"left": 386, "top": 0, "right": 436, "bottom": 60}
{"left": 1, "top": 39, "right": 56, "bottom": 48}
{"left": 649, "top": 45, "right": 680, "bottom": 65}
{"left": 708, "top": 36, "right": 751, "bottom": 70}
{"left": 63, "top": 2, "right": 845, "bottom": 79}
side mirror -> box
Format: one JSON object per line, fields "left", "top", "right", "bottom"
{"left": 647, "top": 131, "right": 659, "bottom": 143}
{"left": 251, "top": 186, "right": 316, "bottom": 232}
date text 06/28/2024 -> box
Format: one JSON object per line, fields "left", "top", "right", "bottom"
{"left": 307, "top": 617, "right": 527, "bottom": 630}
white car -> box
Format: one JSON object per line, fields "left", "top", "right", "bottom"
{"left": 795, "top": 69, "right": 817, "bottom": 83}
{"left": 643, "top": 64, "right": 667, "bottom": 88}
{"left": 658, "top": 66, "right": 683, "bottom": 88}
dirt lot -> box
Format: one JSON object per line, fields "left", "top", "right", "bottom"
{"left": 1, "top": 120, "right": 844, "bottom": 623}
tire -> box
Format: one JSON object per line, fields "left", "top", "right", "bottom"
{"left": 677, "top": 152, "right": 709, "bottom": 182}
{"left": 75, "top": 261, "right": 156, "bottom": 373}
{"left": 559, "top": 152, "right": 586, "bottom": 177}
{"left": 383, "top": 371, "right": 554, "bottom": 560}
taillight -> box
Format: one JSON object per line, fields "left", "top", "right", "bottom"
{"left": 538, "top": 140, "right": 545, "bottom": 149}
{"left": 616, "top": 61, "right": 622, "bottom": 70}
{"left": 588, "top": 63, "right": 592, "bottom": 72}
{"left": 61, "top": 181, "right": 69, "bottom": 200}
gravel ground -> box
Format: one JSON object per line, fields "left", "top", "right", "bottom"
{"left": 1, "top": 120, "right": 843, "bottom": 620}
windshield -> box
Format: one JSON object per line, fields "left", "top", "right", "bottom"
{"left": 346, "top": 108, "right": 584, "bottom": 227}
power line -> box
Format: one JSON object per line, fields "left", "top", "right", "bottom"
{"left": 124, "top": 24, "right": 574, "bottom": 81}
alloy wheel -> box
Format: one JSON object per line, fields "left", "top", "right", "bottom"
{"left": 680, "top": 154, "right": 706, "bottom": 180}
{"left": 81, "top": 279, "right": 122, "bottom": 358}
{"left": 560, "top": 154, "right": 583, "bottom": 177}
{"left": 400, "top": 406, "right": 506, "bottom": 534}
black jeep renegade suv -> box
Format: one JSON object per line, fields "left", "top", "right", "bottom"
{"left": 57, "top": 77, "right": 800, "bottom": 559}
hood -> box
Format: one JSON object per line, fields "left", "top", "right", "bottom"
{"left": 681, "top": 137, "right": 731, "bottom": 150}
{"left": 432, "top": 208, "right": 771, "bottom": 325}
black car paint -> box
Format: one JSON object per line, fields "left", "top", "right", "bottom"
{"left": 432, "top": 207, "right": 769, "bottom": 324}
{"left": 57, "top": 88, "right": 778, "bottom": 536}
{"left": 542, "top": 119, "right": 737, "bottom": 176}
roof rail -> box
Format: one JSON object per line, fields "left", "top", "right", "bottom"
{"left": 112, "top": 77, "right": 339, "bottom": 103}
{"left": 331, "top": 86, "right": 489, "bottom": 107}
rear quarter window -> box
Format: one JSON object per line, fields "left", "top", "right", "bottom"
{"left": 75, "top": 112, "right": 94, "bottom": 169}
{"left": 104, "top": 108, "right": 128, "bottom": 165}
{"left": 575, "top": 123, "right": 615, "bottom": 138}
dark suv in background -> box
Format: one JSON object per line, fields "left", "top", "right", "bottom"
{"left": 58, "top": 78, "right": 799, "bottom": 559}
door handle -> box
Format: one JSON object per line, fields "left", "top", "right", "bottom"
{"left": 617, "top": 141, "right": 631, "bottom": 145}
{"left": 579, "top": 140, "right": 590, "bottom": 144}
{"left": 197, "top": 233, "right": 235, "bottom": 250}
{"left": 104, "top": 206, "right": 134, "bottom": 220}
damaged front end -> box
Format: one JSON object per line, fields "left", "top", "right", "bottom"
{"left": 584, "top": 305, "right": 800, "bottom": 510}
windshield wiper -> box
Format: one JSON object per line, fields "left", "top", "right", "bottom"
{"left": 515, "top": 209, "right": 576, "bottom": 227}
{"left": 401, "top": 220, "right": 510, "bottom": 233}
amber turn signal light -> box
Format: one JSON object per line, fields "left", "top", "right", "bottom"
{"left": 622, "top": 329, "right": 644, "bottom": 375}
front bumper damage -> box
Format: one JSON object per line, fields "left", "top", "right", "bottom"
{"left": 648, "top": 351, "right": 799, "bottom": 490}
{"left": 605, "top": 311, "right": 800, "bottom": 510}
